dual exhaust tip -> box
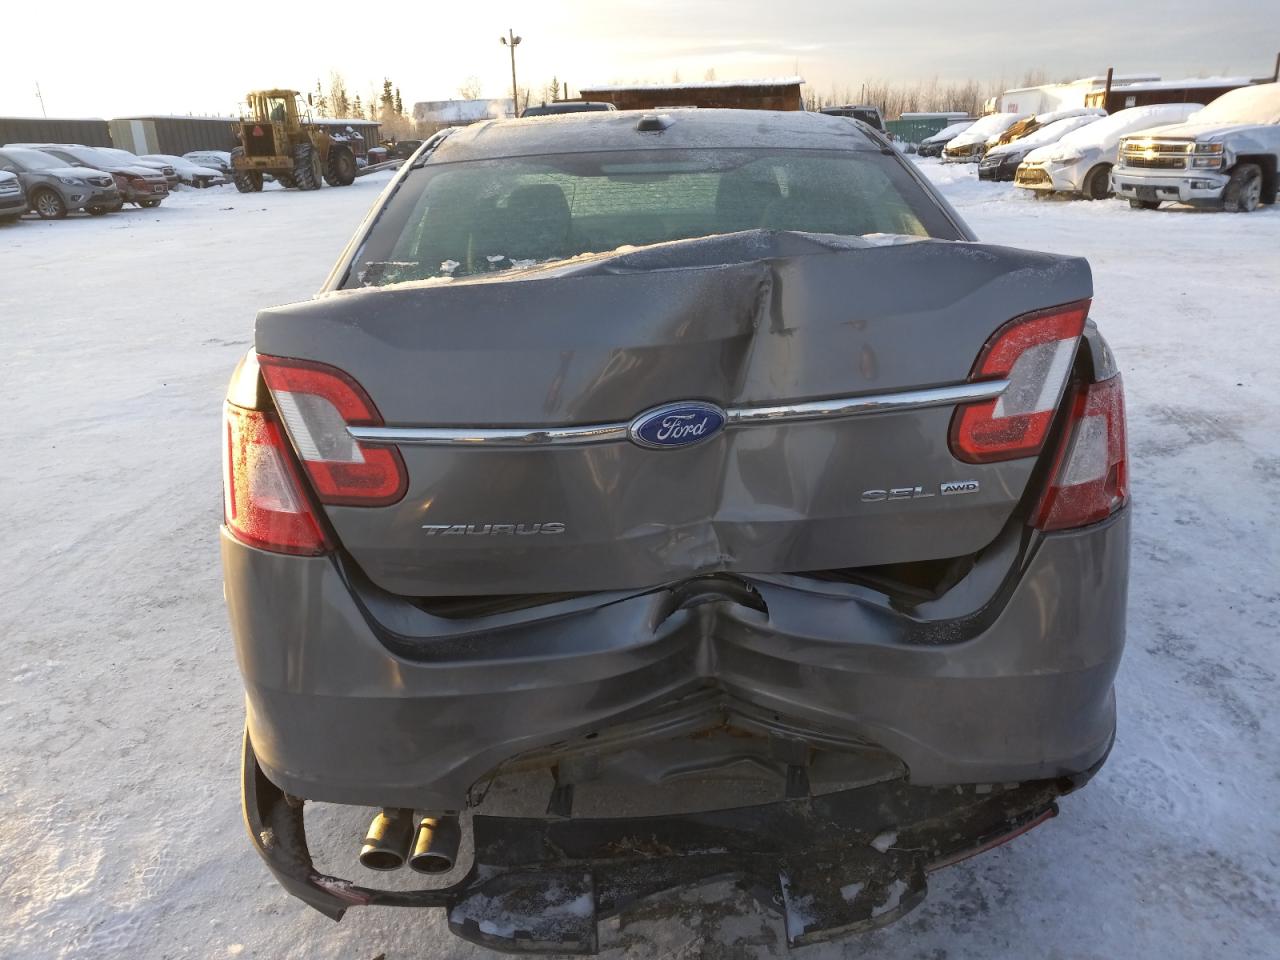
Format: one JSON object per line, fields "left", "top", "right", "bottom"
{"left": 359, "top": 808, "right": 461, "bottom": 874}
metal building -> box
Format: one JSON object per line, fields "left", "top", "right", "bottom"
{"left": 577, "top": 77, "right": 805, "bottom": 112}
{"left": 0, "top": 117, "right": 111, "bottom": 147}
{"left": 110, "top": 116, "right": 239, "bottom": 155}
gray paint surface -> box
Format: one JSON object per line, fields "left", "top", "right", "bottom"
{"left": 224, "top": 509, "right": 1128, "bottom": 811}
{"left": 257, "top": 233, "right": 1091, "bottom": 595}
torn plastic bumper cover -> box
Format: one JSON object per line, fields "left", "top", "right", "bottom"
{"left": 243, "top": 731, "right": 1103, "bottom": 953}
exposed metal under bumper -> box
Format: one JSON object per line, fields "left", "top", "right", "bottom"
{"left": 243, "top": 731, "right": 1106, "bottom": 954}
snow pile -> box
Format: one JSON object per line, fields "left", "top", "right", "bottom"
{"left": 986, "top": 114, "right": 1103, "bottom": 157}
{"left": 1189, "top": 81, "right": 1280, "bottom": 125}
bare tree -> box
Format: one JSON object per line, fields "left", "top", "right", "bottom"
{"left": 458, "top": 76, "right": 483, "bottom": 101}
{"left": 329, "top": 72, "right": 351, "bottom": 118}
{"left": 704, "top": 67, "right": 717, "bottom": 82}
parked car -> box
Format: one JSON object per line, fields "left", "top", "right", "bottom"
{"left": 224, "top": 109, "right": 1129, "bottom": 953}
{"left": 1014, "top": 103, "right": 1202, "bottom": 199}
{"left": 1112, "top": 82, "right": 1280, "bottom": 212}
{"left": 521, "top": 101, "right": 618, "bottom": 118}
{"left": 819, "top": 104, "right": 886, "bottom": 131}
{"left": 985, "top": 108, "right": 1104, "bottom": 153}
{"left": 942, "top": 112, "right": 1028, "bottom": 161}
{"left": 141, "top": 154, "right": 226, "bottom": 188}
{"left": 15, "top": 144, "right": 170, "bottom": 208}
{"left": 0, "top": 170, "right": 26, "bottom": 222}
{"left": 917, "top": 119, "right": 975, "bottom": 158}
{"left": 0, "top": 146, "right": 122, "bottom": 218}
{"left": 93, "top": 146, "right": 180, "bottom": 189}
{"left": 979, "top": 113, "right": 1105, "bottom": 181}
{"left": 183, "top": 150, "right": 234, "bottom": 176}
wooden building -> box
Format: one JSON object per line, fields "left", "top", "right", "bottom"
{"left": 577, "top": 77, "right": 804, "bottom": 112}
{"left": 1084, "top": 77, "right": 1256, "bottom": 113}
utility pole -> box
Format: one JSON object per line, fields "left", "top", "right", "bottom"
{"left": 500, "top": 28, "right": 522, "bottom": 117}
{"left": 35, "top": 81, "right": 47, "bottom": 118}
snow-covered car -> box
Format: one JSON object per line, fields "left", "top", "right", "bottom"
{"left": 985, "top": 108, "right": 1104, "bottom": 153}
{"left": 942, "top": 112, "right": 1028, "bottom": 161}
{"left": 0, "top": 170, "right": 26, "bottom": 222}
{"left": 1112, "top": 82, "right": 1280, "bottom": 212}
{"left": 183, "top": 150, "right": 234, "bottom": 176}
{"left": 979, "top": 113, "right": 1105, "bottom": 182}
{"left": 141, "top": 154, "right": 226, "bottom": 188}
{"left": 1014, "top": 104, "right": 1202, "bottom": 199}
{"left": 917, "top": 119, "right": 975, "bottom": 158}
{"left": 13, "top": 143, "right": 169, "bottom": 208}
{"left": 0, "top": 146, "right": 122, "bottom": 218}
{"left": 224, "top": 109, "right": 1130, "bottom": 952}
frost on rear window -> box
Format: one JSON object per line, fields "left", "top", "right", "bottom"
{"left": 349, "top": 147, "right": 956, "bottom": 287}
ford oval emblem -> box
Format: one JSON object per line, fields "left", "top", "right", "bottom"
{"left": 628, "top": 401, "right": 727, "bottom": 450}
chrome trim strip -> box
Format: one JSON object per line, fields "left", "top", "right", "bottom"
{"left": 348, "top": 423, "right": 630, "bottom": 447}
{"left": 348, "top": 380, "right": 1008, "bottom": 447}
{"left": 727, "top": 379, "right": 1008, "bottom": 425}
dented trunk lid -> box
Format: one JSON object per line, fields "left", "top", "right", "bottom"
{"left": 255, "top": 232, "right": 1092, "bottom": 596}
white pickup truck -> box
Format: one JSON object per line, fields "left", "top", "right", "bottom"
{"left": 1112, "top": 82, "right": 1280, "bottom": 212}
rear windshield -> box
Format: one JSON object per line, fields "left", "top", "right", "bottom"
{"left": 347, "top": 147, "right": 959, "bottom": 287}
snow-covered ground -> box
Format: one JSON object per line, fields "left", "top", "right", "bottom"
{"left": 2, "top": 164, "right": 1278, "bottom": 959}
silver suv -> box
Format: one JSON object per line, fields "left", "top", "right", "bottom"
{"left": 0, "top": 146, "right": 121, "bottom": 219}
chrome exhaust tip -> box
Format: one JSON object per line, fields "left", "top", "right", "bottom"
{"left": 408, "top": 815, "right": 461, "bottom": 874}
{"left": 358, "top": 808, "right": 415, "bottom": 871}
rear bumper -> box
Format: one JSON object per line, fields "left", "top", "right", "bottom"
{"left": 223, "top": 508, "right": 1129, "bottom": 810}
{"left": 0, "top": 193, "right": 26, "bottom": 214}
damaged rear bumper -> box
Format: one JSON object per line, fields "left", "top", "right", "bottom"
{"left": 243, "top": 728, "right": 1105, "bottom": 952}
{"left": 224, "top": 508, "right": 1128, "bottom": 811}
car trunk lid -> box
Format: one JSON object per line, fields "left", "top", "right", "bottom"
{"left": 255, "top": 232, "right": 1092, "bottom": 596}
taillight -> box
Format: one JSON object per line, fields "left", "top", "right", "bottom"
{"left": 223, "top": 403, "right": 329, "bottom": 555}
{"left": 950, "top": 300, "right": 1089, "bottom": 463}
{"left": 257, "top": 355, "right": 408, "bottom": 506}
{"left": 1034, "top": 374, "right": 1128, "bottom": 531}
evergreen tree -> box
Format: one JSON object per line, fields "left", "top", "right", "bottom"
{"left": 394, "top": 88, "right": 403, "bottom": 115}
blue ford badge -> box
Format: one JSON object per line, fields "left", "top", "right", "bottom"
{"left": 628, "top": 401, "right": 727, "bottom": 449}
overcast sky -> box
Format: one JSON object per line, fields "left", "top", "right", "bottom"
{"left": 2, "top": 0, "right": 1275, "bottom": 118}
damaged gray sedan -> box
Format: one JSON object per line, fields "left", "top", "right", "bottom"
{"left": 222, "top": 109, "right": 1129, "bottom": 951}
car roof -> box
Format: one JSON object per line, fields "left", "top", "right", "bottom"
{"left": 430, "top": 108, "right": 884, "bottom": 163}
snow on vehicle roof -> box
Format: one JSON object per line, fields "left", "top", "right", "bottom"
{"left": 987, "top": 115, "right": 1102, "bottom": 156}
{"left": 579, "top": 76, "right": 804, "bottom": 92}
{"left": 1038, "top": 104, "right": 1202, "bottom": 158}
{"left": 945, "top": 112, "right": 1028, "bottom": 148}
{"left": 430, "top": 108, "right": 881, "bottom": 163}
{"left": 923, "top": 120, "right": 976, "bottom": 143}
{"left": 1029, "top": 107, "right": 1106, "bottom": 126}
{"left": 1188, "top": 82, "right": 1280, "bottom": 125}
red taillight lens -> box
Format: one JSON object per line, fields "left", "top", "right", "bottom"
{"left": 1034, "top": 374, "right": 1128, "bottom": 531}
{"left": 257, "top": 355, "right": 408, "bottom": 507}
{"left": 223, "top": 403, "right": 329, "bottom": 555}
{"left": 950, "top": 300, "right": 1090, "bottom": 463}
